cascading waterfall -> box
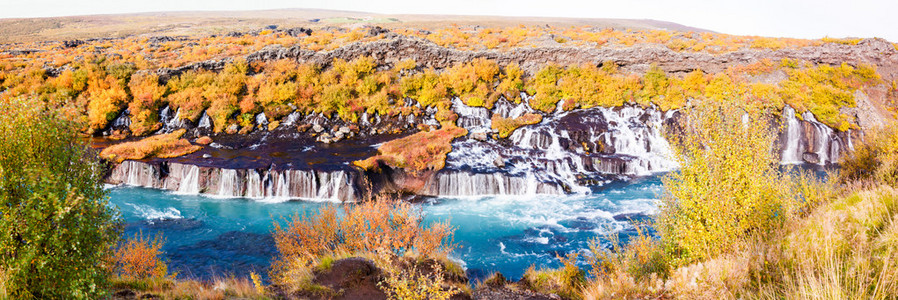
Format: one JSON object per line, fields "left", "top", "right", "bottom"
{"left": 176, "top": 165, "right": 201, "bottom": 194}
{"left": 441, "top": 97, "right": 677, "bottom": 196}
{"left": 105, "top": 96, "right": 856, "bottom": 200}
{"left": 107, "top": 161, "right": 356, "bottom": 202}
{"left": 217, "top": 169, "right": 240, "bottom": 197}
{"left": 110, "top": 109, "right": 131, "bottom": 128}
{"left": 781, "top": 106, "right": 803, "bottom": 164}
{"left": 802, "top": 112, "right": 838, "bottom": 165}
{"left": 197, "top": 112, "right": 212, "bottom": 129}
{"left": 452, "top": 97, "right": 492, "bottom": 134}
{"left": 245, "top": 170, "right": 264, "bottom": 198}
{"left": 597, "top": 106, "right": 678, "bottom": 174}
{"left": 779, "top": 105, "right": 850, "bottom": 165}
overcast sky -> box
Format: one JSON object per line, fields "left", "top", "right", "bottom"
{"left": 5, "top": 0, "right": 898, "bottom": 42}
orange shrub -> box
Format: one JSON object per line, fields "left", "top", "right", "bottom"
{"left": 127, "top": 73, "right": 167, "bottom": 136}
{"left": 492, "top": 113, "right": 543, "bottom": 138}
{"left": 86, "top": 76, "right": 130, "bottom": 133}
{"left": 100, "top": 129, "right": 202, "bottom": 163}
{"left": 355, "top": 125, "right": 467, "bottom": 173}
{"left": 114, "top": 232, "right": 169, "bottom": 280}
{"left": 272, "top": 198, "right": 455, "bottom": 268}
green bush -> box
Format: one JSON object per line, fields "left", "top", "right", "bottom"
{"left": 657, "top": 99, "right": 789, "bottom": 266}
{"left": 0, "top": 97, "right": 122, "bottom": 299}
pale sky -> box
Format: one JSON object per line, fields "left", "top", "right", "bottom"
{"left": 5, "top": 0, "right": 898, "bottom": 42}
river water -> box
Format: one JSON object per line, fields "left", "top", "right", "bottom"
{"left": 107, "top": 175, "right": 663, "bottom": 281}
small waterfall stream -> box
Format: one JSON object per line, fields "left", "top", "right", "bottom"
{"left": 780, "top": 105, "right": 852, "bottom": 165}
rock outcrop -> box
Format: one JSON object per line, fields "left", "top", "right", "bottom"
{"left": 155, "top": 35, "right": 898, "bottom": 83}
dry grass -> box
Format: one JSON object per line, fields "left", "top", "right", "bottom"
{"left": 521, "top": 254, "right": 586, "bottom": 299}
{"left": 99, "top": 128, "right": 202, "bottom": 163}
{"left": 112, "top": 275, "right": 267, "bottom": 300}
{"left": 756, "top": 186, "right": 898, "bottom": 299}
{"left": 0, "top": 267, "right": 7, "bottom": 299}
{"left": 354, "top": 125, "right": 467, "bottom": 173}
{"left": 164, "top": 276, "right": 266, "bottom": 300}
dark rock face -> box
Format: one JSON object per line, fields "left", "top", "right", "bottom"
{"left": 158, "top": 35, "right": 898, "bottom": 83}
{"left": 62, "top": 39, "right": 84, "bottom": 48}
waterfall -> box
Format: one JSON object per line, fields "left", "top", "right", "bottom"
{"left": 197, "top": 112, "right": 212, "bottom": 129}
{"left": 597, "top": 106, "right": 678, "bottom": 175}
{"left": 282, "top": 111, "right": 302, "bottom": 126}
{"left": 157, "top": 106, "right": 186, "bottom": 133}
{"left": 423, "top": 171, "right": 565, "bottom": 197}
{"left": 779, "top": 105, "right": 847, "bottom": 165}
{"left": 801, "top": 112, "right": 841, "bottom": 165}
{"left": 177, "top": 165, "right": 200, "bottom": 194}
{"left": 107, "top": 160, "right": 358, "bottom": 201}
{"left": 110, "top": 109, "right": 131, "bottom": 128}
{"left": 245, "top": 170, "right": 264, "bottom": 198}
{"left": 781, "top": 106, "right": 803, "bottom": 164}
{"left": 451, "top": 97, "right": 492, "bottom": 133}
{"left": 217, "top": 169, "right": 240, "bottom": 197}
{"left": 441, "top": 103, "right": 679, "bottom": 196}
{"left": 255, "top": 113, "right": 269, "bottom": 129}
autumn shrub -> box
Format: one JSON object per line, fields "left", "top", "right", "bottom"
{"left": 521, "top": 253, "right": 586, "bottom": 300}
{"left": 270, "top": 198, "right": 457, "bottom": 294}
{"left": 525, "top": 65, "right": 565, "bottom": 113}
{"left": 204, "top": 60, "right": 248, "bottom": 132}
{"left": 496, "top": 63, "right": 524, "bottom": 103}
{"left": 778, "top": 62, "right": 881, "bottom": 130}
{"left": 581, "top": 224, "right": 667, "bottom": 300}
{"left": 491, "top": 113, "right": 543, "bottom": 138}
{"left": 377, "top": 254, "right": 463, "bottom": 300}
{"left": 127, "top": 72, "right": 167, "bottom": 136}
{"left": 166, "top": 70, "right": 215, "bottom": 122}
{"left": 657, "top": 99, "right": 790, "bottom": 266}
{"left": 441, "top": 58, "right": 500, "bottom": 108}
{"left": 355, "top": 125, "right": 467, "bottom": 173}
{"left": 401, "top": 68, "right": 448, "bottom": 108}
{"left": 86, "top": 75, "right": 130, "bottom": 133}
{"left": 114, "top": 232, "right": 169, "bottom": 281}
{"left": 838, "top": 122, "right": 898, "bottom": 185}
{"left": 0, "top": 97, "right": 122, "bottom": 299}
{"left": 100, "top": 128, "right": 202, "bottom": 163}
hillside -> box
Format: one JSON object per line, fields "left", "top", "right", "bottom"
{"left": 0, "top": 8, "right": 710, "bottom": 44}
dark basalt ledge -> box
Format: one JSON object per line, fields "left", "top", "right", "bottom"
{"left": 154, "top": 35, "right": 898, "bottom": 83}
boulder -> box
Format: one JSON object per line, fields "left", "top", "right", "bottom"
{"left": 313, "top": 124, "right": 325, "bottom": 133}
{"left": 471, "top": 131, "right": 489, "bottom": 142}
{"left": 802, "top": 152, "right": 821, "bottom": 165}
